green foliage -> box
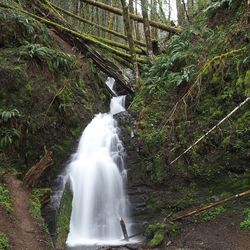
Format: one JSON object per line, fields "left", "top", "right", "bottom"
{"left": 30, "top": 189, "right": 42, "bottom": 219}
{"left": 0, "top": 232, "right": 10, "bottom": 250}
{"left": 165, "top": 222, "right": 181, "bottom": 237}
{"left": 243, "top": 70, "right": 250, "bottom": 96}
{"left": 0, "top": 8, "right": 52, "bottom": 48}
{"left": 145, "top": 223, "right": 166, "bottom": 247}
{"left": 141, "top": 37, "right": 196, "bottom": 95}
{"left": 0, "top": 109, "right": 21, "bottom": 122}
{"left": 145, "top": 222, "right": 180, "bottom": 247}
{"left": 146, "top": 192, "right": 165, "bottom": 214}
{"left": 150, "top": 230, "right": 164, "bottom": 247}
{"left": 0, "top": 184, "right": 13, "bottom": 213}
{"left": 23, "top": 44, "right": 76, "bottom": 73}
{"left": 0, "top": 108, "right": 21, "bottom": 149}
{"left": 200, "top": 206, "right": 226, "bottom": 222}
{"left": 240, "top": 209, "right": 250, "bottom": 230}
{"left": 56, "top": 188, "right": 72, "bottom": 248}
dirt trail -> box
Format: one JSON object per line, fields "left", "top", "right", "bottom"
{"left": 0, "top": 173, "right": 52, "bottom": 250}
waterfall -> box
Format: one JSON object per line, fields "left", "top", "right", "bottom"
{"left": 66, "top": 78, "right": 134, "bottom": 247}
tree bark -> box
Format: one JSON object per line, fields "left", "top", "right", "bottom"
{"left": 141, "top": 0, "right": 155, "bottom": 64}
{"left": 23, "top": 151, "right": 53, "bottom": 188}
{"left": 121, "top": 0, "right": 140, "bottom": 88}
{"left": 80, "top": 0, "right": 181, "bottom": 33}
{"left": 108, "top": 0, "right": 118, "bottom": 38}
{"left": 119, "top": 217, "right": 129, "bottom": 241}
{"left": 150, "top": 0, "right": 158, "bottom": 39}
{"left": 176, "top": 0, "right": 185, "bottom": 26}
{"left": 51, "top": 3, "right": 146, "bottom": 47}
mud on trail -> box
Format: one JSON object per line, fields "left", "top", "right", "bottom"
{"left": 0, "top": 173, "right": 52, "bottom": 250}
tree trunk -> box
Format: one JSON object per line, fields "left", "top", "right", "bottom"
{"left": 80, "top": 0, "right": 181, "bottom": 33}
{"left": 121, "top": 0, "right": 140, "bottom": 89}
{"left": 108, "top": 0, "right": 117, "bottom": 38}
{"left": 134, "top": 0, "right": 141, "bottom": 41}
{"left": 176, "top": 0, "right": 185, "bottom": 26}
{"left": 141, "top": 0, "right": 155, "bottom": 64}
{"left": 23, "top": 151, "right": 53, "bottom": 188}
{"left": 51, "top": 3, "right": 146, "bottom": 47}
{"left": 150, "top": 0, "right": 158, "bottom": 39}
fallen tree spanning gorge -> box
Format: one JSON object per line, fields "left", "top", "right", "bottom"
{"left": 50, "top": 3, "right": 147, "bottom": 48}
{"left": 80, "top": 0, "right": 182, "bottom": 34}
{"left": 0, "top": 3, "right": 146, "bottom": 61}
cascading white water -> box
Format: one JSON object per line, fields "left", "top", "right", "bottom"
{"left": 66, "top": 78, "right": 133, "bottom": 247}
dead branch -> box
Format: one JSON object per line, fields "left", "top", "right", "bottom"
{"left": 169, "top": 97, "right": 249, "bottom": 165}
{"left": 172, "top": 189, "right": 250, "bottom": 221}
{"left": 23, "top": 150, "right": 53, "bottom": 188}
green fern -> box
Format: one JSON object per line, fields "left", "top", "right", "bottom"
{"left": 0, "top": 109, "right": 22, "bottom": 149}
{"left": 0, "top": 108, "right": 21, "bottom": 122}
{"left": 24, "top": 43, "right": 76, "bottom": 73}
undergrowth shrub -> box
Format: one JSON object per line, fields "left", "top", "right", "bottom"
{"left": 23, "top": 43, "right": 76, "bottom": 73}
{"left": 0, "top": 108, "right": 22, "bottom": 150}
{"left": 240, "top": 209, "right": 250, "bottom": 230}
{"left": 0, "top": 8, "right": 52, "bottom": 48}
{"left": 200, "top": 206, "right": 226, "bottom": 222}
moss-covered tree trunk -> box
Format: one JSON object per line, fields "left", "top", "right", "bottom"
{"left": 141, "top": 0, "right": 154, "bottom": 64}
{"left": 121, "top": 0, "right": 140, "bottom": 88}
{"left": 80, "top": 0, "right": 181, "bottom": 33}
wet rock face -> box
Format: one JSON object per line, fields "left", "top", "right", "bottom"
{"left": 114, "top": 112, "right": 151, "bottom": 222}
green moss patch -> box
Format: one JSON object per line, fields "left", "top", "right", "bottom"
{"left": 240, "top": 209, "right": 250, "bottom": 230}
{"left": 200, "top": 206, "right": 226, "bottom": 222}
{"left": 56, "top": 188, "right": 72, "bottom": 248}
{"left": 0, "top": 232, "right": 10, "bottom": 250}
{"left": 0, "top": 184, "right": 13, "bottom": 213}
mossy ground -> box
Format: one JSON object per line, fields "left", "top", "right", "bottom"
{"left": 0, "top": 232, "right": 10, "bottom": 250}
{"left": 0, "top": 184, "right": 13, "bottom": 213}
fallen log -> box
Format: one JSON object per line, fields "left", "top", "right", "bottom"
{"left": 50, "top": 3, "right": 146, "bottom": 48}
{"left": 120, "top": 217, "right": 129, "bottom": 241}
{"left": 172, "top": 189, "right": 250, "bottom": 221}
{"left": 23, "top": 150, "right": 53, "bottom": 188}
{"left": 91, "top": 34, "right": 146, "bottom": 55}
{"left": 0, "top": 3, "right": 146, "bottom": 63}
{"left": 81, "top": 0, "right": 182, "bottom": 34}
{"left": 169, "top": 97, "right": 250, "bottom": 165}
{"left": 122, "top": 230, "right": 144, "bottom": 241}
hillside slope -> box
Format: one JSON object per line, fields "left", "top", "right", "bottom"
{"left": 0, "top": 1, "right": 110, "bottom": 248}
{"left": 129, "top": 1, "right": 250, "bottom": 248}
